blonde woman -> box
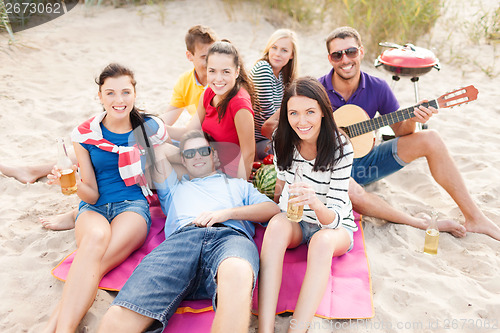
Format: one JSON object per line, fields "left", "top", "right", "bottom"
{"left": 250, "top": 29, "right": 299, "bottom": 159}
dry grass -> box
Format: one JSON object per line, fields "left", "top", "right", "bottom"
{"left": 328, "top": 0, "right": 442, "bottom": 59}
{"left": 85, "top": 0, "right": 172, "bottom": 7}
{"left": 428, "top": 1, "right": 499, "bottom": 78}
{"left": 221, "top": 0, "right": 442, "bottom": 59}
{"left": 221, "top": 0, "right": 498, "bottom": 77}
{"left": 1, "top": 0, "right": 498, "bottom": 75}
{"left": 0, "top": 0, "right": 15, "bottom": 41}
{"left": 223, "top": 0, "right": 325, "bottom": 25}
{"left": 469, "top": 3, "right": 500, "bottom": 43}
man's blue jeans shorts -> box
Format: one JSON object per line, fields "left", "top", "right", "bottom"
{"left": 351, "top": 138, "right": 408, "bottom": 185}
{"left": 111, "top": 224, "right": 259, "bottom": 332}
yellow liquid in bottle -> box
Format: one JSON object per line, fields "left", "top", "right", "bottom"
{"left": 60, "top": 169, "right": 77, "bottom": 195}
{"left": 286, "top": 195, "right": 303, "bottom": 222}
{"left": 424, "top": 228, "right": 439, "bottom": 255}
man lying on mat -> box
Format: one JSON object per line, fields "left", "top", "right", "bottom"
{"left": 97, "top": 130, "right": 279, "bottom": 333}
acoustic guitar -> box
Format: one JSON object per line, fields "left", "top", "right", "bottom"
{"left": 333, "top": 85, "right": 479, "bottom": 158}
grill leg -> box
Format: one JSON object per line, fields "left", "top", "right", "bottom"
{"left": 411, "top": 76, "right": 420, "bottom": 103}
{"left": 391, "top": 75, "right": 400, "bottom": 90}
{"left": 411, "top": 77, "right": 426, "bottom": 130}
{"left": 379, "top": 75, "right": 401, "bottom": 141}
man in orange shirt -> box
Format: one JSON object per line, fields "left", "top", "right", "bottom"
{"left": 162, "top": 25, "right": 218, "bottom": 125}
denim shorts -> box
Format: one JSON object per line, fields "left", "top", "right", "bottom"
{"left": 112, "top": 224, "right": 259, "bottom": 332}
{"left": 299, "top": 221, "right": 354, "bottom": 253}
{"left": 351, "top": 138, "right": 408, "bottom": 186}
{"left": 76, "top": 199, "right": 151, "bottom": 233}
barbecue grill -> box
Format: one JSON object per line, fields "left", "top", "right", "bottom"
{"left": 375, "top": 42, "right": 440, "bottom": 103}
{"left": 375, "top": 43, "right": 440, "bottom": 133}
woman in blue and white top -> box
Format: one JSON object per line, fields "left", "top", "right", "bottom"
{"left": 250, "top": 28, "right": 299, "bottom": 160}
{"left": 44, "top": 63, "right": 166, "bottom": 332}
{"left": 258, "top": 77, "right": 356, "bottom": 333}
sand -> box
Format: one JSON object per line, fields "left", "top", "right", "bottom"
{"left": 0, "top": 0, "right": 499, "bottom": 332}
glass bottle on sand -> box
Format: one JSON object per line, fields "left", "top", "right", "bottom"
{"left": 424, "top": 212, "right": 439, "bottom": 255}
{"left": 286, "top": 164, "right": 303, "bottom": 222}
{"left": 56, "top": 138, "right": 77, "bottom": 195}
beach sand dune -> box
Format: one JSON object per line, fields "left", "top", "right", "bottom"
{"left": 1, "top": 0, "right": 499, "bottom": 332}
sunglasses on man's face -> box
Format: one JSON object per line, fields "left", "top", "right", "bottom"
{"left": 329, "top": 46, "right": 360, "bottom": 62}
{"left": 182, "top": 146, "right": 212, "bottom": 159}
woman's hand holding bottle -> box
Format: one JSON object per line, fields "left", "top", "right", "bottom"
{"left": 288, "top": 182, "right": 322, "bottom": 211}
{"left": 47, "top": 164, "right": 79, "bottom": 195}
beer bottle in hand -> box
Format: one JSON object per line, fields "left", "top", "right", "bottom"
{"left": 286, "top": 164, "right": 304, "bottom": 222}
{"left": 56, "top": 138, "right": 77, "bottom": 195}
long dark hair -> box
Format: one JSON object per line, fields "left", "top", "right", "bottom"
{"left": 96, "top": 63, "right": 157, "bottom": 169}
{"left": 273, "top": 76, "right": 346, "bottom": 172}
{"left": 206, "top": 40, "right": 255, "bottom": 122}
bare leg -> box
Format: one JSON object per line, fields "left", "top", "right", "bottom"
{"left": 43, "top": 211, "right": 147, "bottom": 333}
{"left": 98, "top": 305, "right": 154, "bottom": 333}
{"left": 43, "top": 303, "right": 61, "bottom": 333}
{"left": 42, "top": 211, "right": 111, "bottom": 333}
{"left": 211, "top": 257, "right": 254, "bottom": 333}
{"left": 40, "top": 209, "right": 77, "bottom": 231}
{"left": 397, "top": 130, "right": 500, "bottom": 240}
{"left": 0, "top": 151, "right": 76, "bottom": 184}
{"left": 0, "top": 162, "right": 53, "bottom": 184}
{"left": 288, "top": 228, "right": 350, "bottom": 333}
{"left": 258, "top": 213, "right": 302, "bottom": 333}
{"left": 349, "top": 179, "right": 466, "bottom": 237}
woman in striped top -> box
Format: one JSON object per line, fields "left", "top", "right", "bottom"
{"left": 258, "top": 77, "right": 356, "bottom": 333}
{"left": 250, "top": 29, "right": 299, "bottom": 160}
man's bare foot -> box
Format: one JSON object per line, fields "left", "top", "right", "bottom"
{"left": 0, "top": 163, "right": 50, "bottom": 184}
{"left": 436, "top": 219, "right": 467, "bottom": 238}
{"left": 415, "top": 213, "right": 467, "bottom": 238}
{"left": 463, "top": 213, "right": 500, "bottom": 241}
{"left": 40, "top": 211, "right": 76, "bottom": 231}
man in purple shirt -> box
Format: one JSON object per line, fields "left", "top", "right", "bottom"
{"left": 319, "top": 26, "right": 500, "bottom": 241}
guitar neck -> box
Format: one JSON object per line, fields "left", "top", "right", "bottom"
{"left": 345, "top": 100, "right": 438, "bottom": 138}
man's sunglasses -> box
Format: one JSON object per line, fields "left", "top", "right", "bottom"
{"left": 182, "top": 146, "right": 212, "bottom": 159}
{"left": 329, "top": 46, "right": 360, "bottom": 62}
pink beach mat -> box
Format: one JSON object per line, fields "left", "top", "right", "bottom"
{"left": 51, "top": 202, "right": 167, "bottom": 292}
{"left": 251, "top": 212, "right": 374, "bottom": 320}
{"left": 52, "top": 200, "right": 373, "bottom": 332}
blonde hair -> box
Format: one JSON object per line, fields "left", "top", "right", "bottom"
{"left": 259, "top": 29, "right": 299, "bottom": 87}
